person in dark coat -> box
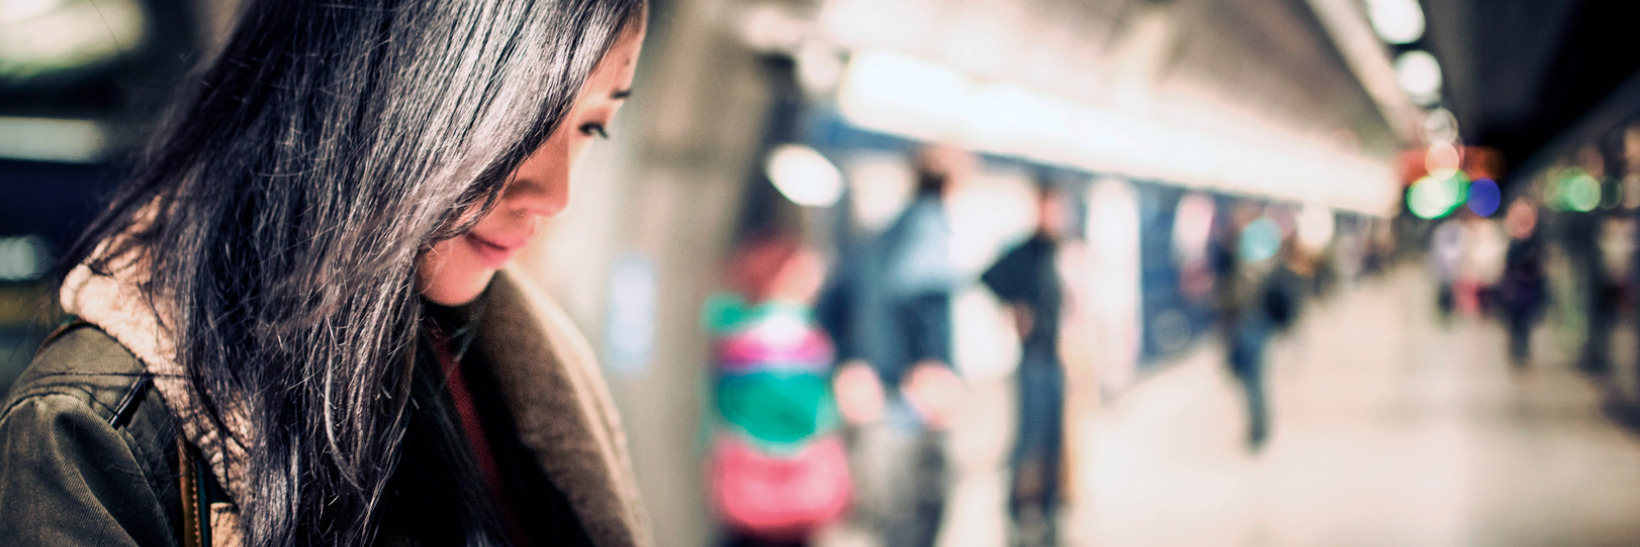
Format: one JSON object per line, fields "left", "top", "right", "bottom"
{"left": 818, "top": 146, "right": 971, "bottom": 547}
{"left": 0, "top": 1, "right": 653, "bottom": 545}
{"left": 980, "top": 183, "right": 1071, "bottom": 547}
{"left": 1501, "top": 199, "right": 1547, "bottom": 367}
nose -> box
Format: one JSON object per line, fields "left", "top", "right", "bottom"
{"left": 504, "top": 130, "right": 573, "bottom": 219}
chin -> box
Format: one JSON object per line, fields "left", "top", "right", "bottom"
{"left": 420, "top": 261, "right": 499, "bottom": 306}
{"left": 424, "top": 276, "right": 494, "bottom": 305}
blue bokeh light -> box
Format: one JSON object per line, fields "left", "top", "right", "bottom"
{"left": 1467, "top": 178, "right": 1501, "bottom": 217}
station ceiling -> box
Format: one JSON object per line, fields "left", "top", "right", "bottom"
{"left": 9, "top": 0, "right": 1640, "bottom": 189}
{"left": 1423, "top": 0, "right": 1640, "bottom": 179}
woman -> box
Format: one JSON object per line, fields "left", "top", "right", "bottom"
{"left": 0, "top": 0, "right": 649, "bottom": 545}
{"left": 1501, "top": 198, "right": 1545, "bottom": 367}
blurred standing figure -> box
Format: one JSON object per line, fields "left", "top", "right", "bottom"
{"left": 1211, "top": 205, "right": 1300, "bottom": 451}
{"left": 819, "top": 146, "right": 971, "bottom": 547}
{"left": 980, "top": 183, "right": 1071, "bottom": 547}
{"left": 1431, "top": 219, "right": 1466, "bottom": 317}
{"left": 1460, "top": 217, "right": 1509, "bottom": 316}
{"left": 704, "top": 233, "right": 850, "bottom": 547}
{"left": 1501, "top": 199, "right": 1547, "bottom": 367}
{"left": 1570, "top": 146, "right": 1614, "bottom": 373}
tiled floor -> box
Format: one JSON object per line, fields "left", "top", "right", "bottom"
{"left": 1063, "top": 268, "right": 1640, "bottom": 547}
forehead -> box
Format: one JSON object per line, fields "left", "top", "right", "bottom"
{"left": 586, "top": 41, "right": 640, "bottom": 94}
{"left": 607, "top": 50, "right": 639, "bottom": 76}
{"left": 605, "top": 23, "right": 644, "bottom": 67}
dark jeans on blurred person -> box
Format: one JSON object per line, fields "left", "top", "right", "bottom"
{"left": 1502, "top": 237, "right": 1545, "bottom": 367}
{"left": 1229, "top": 318, "right": 1271, "bottom": 449}
{"left": 1582, "top": 282, "right": 1619, "bottom": 373}
{"left": 1009, "top": 348, "right": 1064, "bottom": 546}
{"left": 850, "top": 401, "right": 947, "bottom": 547}
{"left": 1507, "top": 310, "right": 1534, "bottom": 365}
{"left": 723, "top": 532, "right": 807, "bottom": 547}
{"left": 1437, "top": 283, "right": 1455, "bottom": 317}
{"left": 1503, "top": 288, "right": 1543, "bottom": 367}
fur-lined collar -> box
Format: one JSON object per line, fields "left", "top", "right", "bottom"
{"left": 60, "top": 255, "right": 650, "bottom": 547}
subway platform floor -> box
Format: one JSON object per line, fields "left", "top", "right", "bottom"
{"left": 896, "top": 266, "right": 1640, "bottom": 547}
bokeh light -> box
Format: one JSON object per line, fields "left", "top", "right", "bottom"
{"left": 1, "top": 0, "right": 64, "bottom": 24}
{"left": 1467, "top": 178, "right": 1500, "bottom": 217}
{"left": 1394, "top": 50, "right": 1443, "bottom": 105}
{"left": 1364, "top": 0, "right": 1425, "bottom": 44}
{"left": 765, "top": 144, "right": 844, "bottom": 207}
{"left": 1601, "top": 177, "right": 1624, "bottom": 209}
{"left": 1238, "top": 217, "right": 1282, "bottom": 263}
{"left": 0, "top": 0, "right": 148, "bottom": 79}
{"left": 1296, "top": 204, "right": 1336, "bottom": 253}
{"left": 1505, "top": 199, "right": 1538, "bottom": 239}
{"left": 1422, "top": 108, "right": 1459, "bottom": 144}
{"left": 1559, "top": 169, "right": 1601, "bottom": 212}
{"left": 0, "top": 235, "right": 49, "bottom": 281}
{"left": 1408, "top": 171, "right": 1469, "bottom": 219}
{"left": 1172, "top": 192, "right": 1217, "bottom": 264}
{"left": 1424, "top": 142, "right": 1461, "bottom": 180}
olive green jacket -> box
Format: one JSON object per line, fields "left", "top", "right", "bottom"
{"left": 0, "top": 268, "right": 651, "bottom": 547}
{"left": 0, "top": 324, "right": 183, "bottom": 546}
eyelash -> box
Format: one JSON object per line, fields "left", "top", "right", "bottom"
{"left": 579, "top": 123, "right": 609, "bottom": 139}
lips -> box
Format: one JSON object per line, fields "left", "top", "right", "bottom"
{"left": 464, "top": 232, "right": 526, "bottom": 269}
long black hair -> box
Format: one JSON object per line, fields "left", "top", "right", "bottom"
{"left": 58, "top": 0, "right": 644, "bottom": 544}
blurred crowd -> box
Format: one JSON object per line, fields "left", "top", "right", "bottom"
{"left": 695, "top": 107, "right": 1640, "bottom": 547}
{"left": 696, "top": 140, "right": 1411, "bottom": 546}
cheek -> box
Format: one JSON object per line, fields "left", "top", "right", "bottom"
{"left": 419, "top": 238, "right": 455, "bottom": 272}
{"left": 570, "top": 134, "right": 597, "bottom": 168}
{"left": 417, "top": 237, "right": 495, "bottom": 305}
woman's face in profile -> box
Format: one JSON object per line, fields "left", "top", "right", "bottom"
{"left": 419, "top": 22, "right": 644, "bottom": 305}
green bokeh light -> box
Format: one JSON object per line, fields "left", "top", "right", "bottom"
{"left": 1407, "top": 171, "right": 1469, "bottom": 219}
{"left": 1559, "top": 170, "right": 1601, "bottom": 213}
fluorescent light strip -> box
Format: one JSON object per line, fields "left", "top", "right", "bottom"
{"left": 837, "top": 49, "right": 1400, "bottom": 216}
{"left": 0, "top": 116, "right": 107, "bottom": 163}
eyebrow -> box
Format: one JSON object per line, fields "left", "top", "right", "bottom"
{"left": 611, "top": 89, "right": 632, "bottom": 100}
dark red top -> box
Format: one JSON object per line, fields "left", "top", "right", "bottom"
{"left": 429, "top": 330, "right": 529, "bottom": 545}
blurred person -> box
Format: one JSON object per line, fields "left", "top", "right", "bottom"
{"left": 1502, "top": 199, "right": 1547, "bottom": 367}
{"left": 1174, "top": 194, "right": 1219, "bottom": 304}
{"left": 1571, "top": 147, "right": 1617, "bottom": 374}
{"left": 1365, "top": 218, "right": 1397, "bottom": 275}
{"left": 1431, "top": 218, "right": 1466, "bottom": 318}
{"left": 817, "top": 145, "right": 972, "bottom": 547}
{"left": 979, "top": 182, "right": 1071, "bottom": 547}
{"left": 0, "top": 1, "right": 652, "bottom": 546}
{"left": 1333, "top": 225, "right": 1367, "bottom": 282}
{"left": 1211, "top": 205, "right": 1303, "bottom": 451}
{"left": 1598, "top": 218, "right": 1635, "bottom": 307}
{"left": 1460, "top": 216, "right": 1509, "bottom": 315}
{"left": 1588, "top": 215, "right": 1635, "bottom": 373}
{"left": 703, "top": 232, "right": 851, "bottom": 547}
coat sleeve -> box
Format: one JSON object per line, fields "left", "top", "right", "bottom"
{"left": 899, "top": 292, "right": 954, "bottom": 367}
{"left": 981, "top": 244, "right": 1030, "bottom": 303}
{"left": 0, "top": 393, "right": 177, "bottom": 547}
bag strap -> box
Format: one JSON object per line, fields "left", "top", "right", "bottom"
{"left": 179, "top": 433, "right": 237, "bottom": 547}
{"left": 178, "top": 435, "right": 210, "bottom": 547}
